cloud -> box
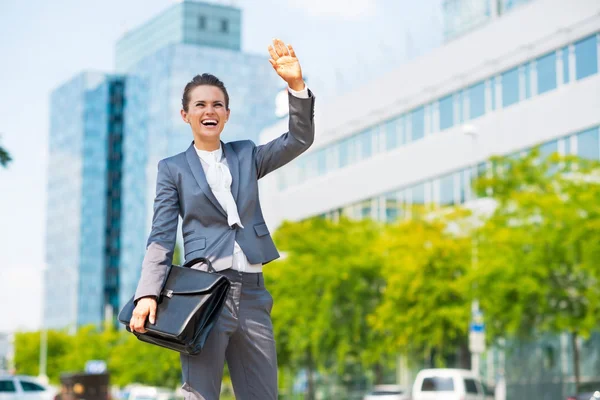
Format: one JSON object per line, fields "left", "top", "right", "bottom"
{"left": 288, "top": 0, "right": 376, "bottom": 19}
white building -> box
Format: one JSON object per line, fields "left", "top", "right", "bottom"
{"left": 259, "top": 0, "right": 600, "bottom": 230}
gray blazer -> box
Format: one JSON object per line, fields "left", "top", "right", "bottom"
{"left": 134, "top": 91, "right": 315, "bottom": 301}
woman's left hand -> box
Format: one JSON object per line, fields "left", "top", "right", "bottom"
{"left": 268, "top": 38, "right": 305, "bottom": 91}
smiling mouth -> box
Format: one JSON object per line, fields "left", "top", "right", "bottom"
{"left": 201, "top": 119, "right": 218, "bottom": 127}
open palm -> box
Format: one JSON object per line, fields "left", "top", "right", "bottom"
{"left": 268, "top": 38, "right": 304, "bottom": 90}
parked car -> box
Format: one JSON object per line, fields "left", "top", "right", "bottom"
{"left": 566, "top": 382, "right": 600, "bottom": 400}
{"left": 0, "top": 375, "right": 57, "bottom": 400}
{"left": 363, "top": 384, "right": 409, "bottom": 400}
{"left": 412, "top": 369, "right": 493, "bottom": 400}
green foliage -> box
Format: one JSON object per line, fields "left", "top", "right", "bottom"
{"left": 0, "top": 144, "right": 11, "bottom": 168}
{"left": 368, "top": 209, "right": 473, "bottom": 367}
{"left": 267, "top": 217, "right": 387, "bottom": 376}
{"left": 14, "top": 326, "right": 181, "bottom": 388}
{"left": 474, "top": 149, "right": 600, "bottom": 340}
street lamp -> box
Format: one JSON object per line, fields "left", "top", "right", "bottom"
{"left": 462, "top": 124, "right": 484, "bottom": 376}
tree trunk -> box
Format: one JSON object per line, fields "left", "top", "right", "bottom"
{"left": 305, "top": 351, "right": 316, "bottom": 400}
{"left": 374, "top": 362, "right": 384, "bottom": 385}
{"left": 571, "top": 332, "right": 581, "bottom": 394}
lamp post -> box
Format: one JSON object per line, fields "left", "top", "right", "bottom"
{"left": 462, "top": 124, "right": 485, "bottom": 376}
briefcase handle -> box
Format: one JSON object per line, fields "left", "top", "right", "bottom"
{"left": 182, "top": 257, "right": 216, "bottom": 273}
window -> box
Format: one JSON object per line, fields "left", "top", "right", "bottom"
{"left": 421, "top": 377, "right": 454, "bottom": 391}
{"left": 411, "top": 183, "right": 426, "bottom": 206}
{"left": 502, "top": 67, "right": 519, "bottom": 107}
{"left": 464, "top": 379, "right": 479, "bottom": 394}
{"left": 536, "top": 51, "right": 557, "bottom": 94}
{"left": 439, "top": 173, "right": 456, "bottom": 206}
{"left": 524, "top": 62, "right": 532, "bottom": 99}
{"left": 20, "top": 381, "right": 46, "bottom": 392}
{"left": 574, "top": 35, "right": 598, "bottom": 80}
{"left": 358, "top": 130, "right": 372, "bottom": 160}
{"left": 577, "top": 127, "right": 600, "bottom": 160}
{"left": 490, "top": 76, "right": 497, "bottom": 110}
{"left": 0, "top": 380, "right": 16, "bottom": 392}
{"left": 339, "top": 140, "right": 350, "bottom": 168}
{"left": 439, "top": 94, "right": 454, "bottom": 130}
{"left": 562, "top": 46, "right": 570, "bottom": 84}
{"left": 198, "top": 16, "right": 206, "bottom": 30}
{"left": 385, "top": 191, "right": 405, "bottom": 222}
{"left": 384, "top": 118, "right": 400, "bottom": 150}
{"left": 220, "top": 19, "right": 229, "bottom": 33}
{"left": 316, "top": 149, "right": 326, "bottom": 175}
{"left": 539, "top": 139, "right": 558, "bottom": 160}
{"left": 411, "top": 106, "right": 425, "bottom": 141}
{"left": 468, "top": 81, "right": 485, "bottom": 119}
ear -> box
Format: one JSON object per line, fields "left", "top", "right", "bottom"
{"left": 225, "top": 109, "right": 231, "bottom": 123}
{"left": 180, "top": 109, "right": 189, "bottom": 123}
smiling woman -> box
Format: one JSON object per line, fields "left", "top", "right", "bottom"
{"left": 127, "top": 38, "right": 315, "bottom": 400}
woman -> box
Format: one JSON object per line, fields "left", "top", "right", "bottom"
{"left": 129, "top": 38, "right": 315, "bottom": 400}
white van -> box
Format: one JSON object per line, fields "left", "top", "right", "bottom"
{"left": 412, "top": 369, "right": 494, "bottom": 400}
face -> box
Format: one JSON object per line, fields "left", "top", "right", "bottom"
{"left": 181, "top": 85, "right": 230, "bottom": 140}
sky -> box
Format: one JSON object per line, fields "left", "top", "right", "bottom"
{"left": 0, "top": 0, "right": 442, "bottom": 332}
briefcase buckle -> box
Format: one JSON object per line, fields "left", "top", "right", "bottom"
{"left": 164, "top": 290, "right": 174, "bottom": 298}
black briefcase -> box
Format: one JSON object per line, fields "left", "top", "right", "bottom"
{"left": 118, "top": 257, "right": 230, "bottom": 355}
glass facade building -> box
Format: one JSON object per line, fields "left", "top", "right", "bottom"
{"left": 45, "top": 72, "right": 126, "bottom": 329}
{"left": 116, "top": 1, "right": 242, "bottom": 72}
{"left": 443, "top": 0, "right": 535, "bottom": 41}
{"left": 275, "top": 32, "right": 599, "bottom": 194}
{"left": 44, "top": 1, "right": 282, "bottom": 328}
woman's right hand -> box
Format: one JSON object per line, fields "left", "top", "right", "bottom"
{"left": 129, "top": 297, "right": 157, "bottom": 333}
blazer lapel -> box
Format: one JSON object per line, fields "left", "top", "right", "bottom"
{"left": 222, "top": 141, "right": 240, "bottom": 201}
{"left": 185, "top": 143, "right": 227, "bottom": 217}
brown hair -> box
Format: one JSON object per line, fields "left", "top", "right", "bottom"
{"left": 181, "top": 73, "right": 230, "bottom": 112}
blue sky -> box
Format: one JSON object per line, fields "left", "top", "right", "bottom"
{"left": 0, "top": 0, "right": 442, "bottom": 331}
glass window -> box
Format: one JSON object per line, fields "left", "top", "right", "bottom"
{"left": 411, "top": 183, "right": 426, "bottom": 206}
{"left": 220, "top": 19, "right": 229, "bottom": 33}
{"left": 464, "top": 379, "right": 479, "bottom": 394}
{"left": 524, "top": 62, "right": 532, "bottom": 99}
{"left": 421, "top": 377, "right": 454, "bottom": 391}
{"left": 198, "top": 16, "right": 206, "bottom": 30}
{"left": 574, "top": 35, "right": 598, "bottom": 80}
{"left": 439, "top": 94, "right": 454, "bottom": 131}
{"left": 536, "top": 51, "right": 557, "bottom": 94}
{"left": 490, "top": 76, "right": 497, "bottom": 110}
{"left": 358, "top": 130, "right": 372, "bottom": 160}
{"left": 439, "top": 173, "right": 456, "bottom": 206}
{"left": 455, "top": 91, "right": 464, "bottom": 124}
{"left": 564, "top": 137, "right": 572, "bottom": 155}
{"left": 539, "top": 139, "right": 558, "bottom": 160}
{"left": 502, "top": 67, "right": 519, "bottom": 107}
{"left": 562, "top": 46, "right": 570, "bottom": 84}
{"left": 577, "top": 127, "right": 600, "bottom": 160}
{"left": 339, "top": 140, "right": 350, "bottom": 168}
{"left": 0, "top": 380, "right": 16, "bottom": 393}
{"left": 20, "top": 381, "right": 45, "bottom": 392}
{"left": 385, "top": 191, "right": 405, "bottom": 222}
{"left": 384, "top": 118, "right": 400, "bottom": 150}
{"left": 468, "top": 81, "right": 485, "bottom": 120}
{"left": 411, "top": 106, "right": 425, "bottom": 141}
{"left": 316, "top": 149, "right": 326, "bottom": 175}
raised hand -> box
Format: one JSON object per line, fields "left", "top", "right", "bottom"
{"left": 267, "top": 38, "right": 305, "bottom": 91}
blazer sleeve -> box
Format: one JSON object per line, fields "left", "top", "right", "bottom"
{"left": 254, "top": 90, "right": 315, "bottom": 180}
{"left": 134, "top": 159, "right": 180, "bottom": 301}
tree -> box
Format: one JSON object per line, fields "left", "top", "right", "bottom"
{"left": 368, "top": 208, "right": 473, "bottom": 368}
{"left": 473, "top": 149, "right": 600, "bottom": 392}
{"left": 0, "top": 144, "right": 11, "bottom": 168}
{"left": 268, "top": 217, "right": 386, "bottom": 398}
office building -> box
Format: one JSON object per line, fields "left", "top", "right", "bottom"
{"left": 44, "top": 72, "right": 126, "bottom": 329}
{"left": 258, "top": 0, "right": 599, "bottom": 397}
{"left": 45, "top": 1, "right": 281, "bottom": 329}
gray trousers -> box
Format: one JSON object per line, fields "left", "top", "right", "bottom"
{"left": 180, "top": 269, "right": 277, "bottom": 400}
